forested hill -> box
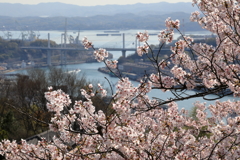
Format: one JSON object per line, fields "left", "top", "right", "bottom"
{"left": 0, "top": 2, "right": 197, "bottom": 17}
{"left": 0, "top": 12, "right": 202, "bottom": 31}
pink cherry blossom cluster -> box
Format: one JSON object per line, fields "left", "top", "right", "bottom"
{"left": 136, "top": 31, "right": 149, "bottom": 57}
{"left": 165, "top": 17, "right": 180, "bottom": 29}
{"left": 93, "top": 48, "right": 108, "bottom": 62}
{"left": 191, "top": 0, "right": 240, "bottom": 35}
{"left": 82, "top": 36, "right": 93, "bottom": 49}
{"left": 158, "top": 29, "right": 174, "bottom": 43}
{"left": 190, "top": 11, "right": 200, "bottom": 22}
{"left": 106, "top": 60, "right": 118, "bottom": 69}
{"left": 114, "top": 77, "right": 137, "bottom": 101}
{"left": 170, "top": 36, "right": 193, "bottom": 54}
{"left": 45, "top": 88, "right": 71, "bottom": 115}
{"left": 1, "top": 96, "right": 240, "bottom": 159}
{"left": 97, "top": 83, "right": 107, "bottom": 97}
{"left": 158, "top": 59, "right": 170, "bottom": 70}
{"left": 136, "top": 31, "right": 149, "bottom": 42}
{"left": 0, "top": 138, "right": 68, "bottom": 159}
{"left": 149, "top": 73, "right": 175, "bottom": 91}
{"left": 171, "top": 66, "right": 187, "bottom": 84}
{"left": 137, "top": 43, "right": 149, "bottom": 56}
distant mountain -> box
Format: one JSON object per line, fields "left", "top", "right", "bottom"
{"left": 0, "top": 12, "right": 203, "bottom": 31}
{"left": 0, "top": 2, "right": 198, "bottom": 17}
{"left": 0, "top": 2, "right": 203, "bottom": 31}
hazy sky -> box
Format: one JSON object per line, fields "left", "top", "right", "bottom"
{"left": 0, "top": 0, "right": 192, "bottom": 6}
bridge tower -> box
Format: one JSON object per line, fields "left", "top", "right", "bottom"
{"left": 122, "top": 33, "right": 126, "bottom": 58}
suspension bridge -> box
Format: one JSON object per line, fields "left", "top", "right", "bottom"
{"left": 20, "top": 32, "right": 160, "bottom": 66}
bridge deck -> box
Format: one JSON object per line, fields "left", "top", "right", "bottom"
{"left": 21, "top": 46, "right": 172, "bottom": 52}
{"left": 21, "top": 46, "right": 137, "bottom": 51}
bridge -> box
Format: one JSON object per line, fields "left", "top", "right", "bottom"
{"left": 21, "top": 47, "right": 138, "bottom": 52}
{"left": 20, "top": 33, "right": 162, "bottom": 66}
{"left": 20, "top": 33, "right": 141, "bottom": 66}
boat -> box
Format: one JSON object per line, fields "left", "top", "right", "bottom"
{"left": 104, "top": 31, "right": 120, "bottom": 33}
{"left": 96, "top": 34, "right": 109, "bottom": 36}
{"left": 111, "top": 34, "right": 122, "bottom": 36}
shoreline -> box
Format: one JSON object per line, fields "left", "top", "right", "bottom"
{"left": 2, "top": 61, "right": 86, "bottom": 74}
{"left": 98, "top": 67, "right": 141, "bottom": 81}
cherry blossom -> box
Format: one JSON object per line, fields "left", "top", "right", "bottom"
{"left": 106, "top": 59, "right": 118, "bottom": 69}
{"left": 136, "top": 31, "right": 149, "bottom": 42}
{"left": 1, "top": 0, "right": 240, "bottom": 159}
{"left": 137, "top": 43, "right": 149, "bottom": 56}
{"left": 93, "top": 48, "right": 108, "bottom": 62}
{"left": 82, "top": 36, "right": 93, "bottom": 49}
{"left": 158, "top": 29, "right": 174, "bottom": 43}
{"left": 165, "top": 17, "right": 180, "bottom": 29}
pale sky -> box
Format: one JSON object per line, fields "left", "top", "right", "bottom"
{"left": 0, "top": 0, "right": 192, "bottom": 6}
